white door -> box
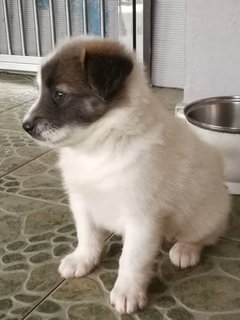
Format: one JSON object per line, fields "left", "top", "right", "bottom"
{"left": 151, "top": 0, "right": 185, "bottom": 88}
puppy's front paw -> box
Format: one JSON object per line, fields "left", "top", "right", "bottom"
{"left": 58, "top": 251, "right": 97, "bottom": 278}
{"left": 110, "top": 279, "right": 147, "bottom": 314}
{"left": 169, "top": 242, "right": 201, "bottom": 269}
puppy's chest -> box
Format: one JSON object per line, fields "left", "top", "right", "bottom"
{"left": 59, "top": 149, "right": 126, "bottom": 193}
{"left": 59, "top": 150, "right": 131, "bottom": 232}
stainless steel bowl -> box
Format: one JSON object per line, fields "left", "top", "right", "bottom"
{"left": 184, "top": 96, "right": 240, "bottom": 134}
{"left": 182, "top": 95, "right": 240, "bottom": 194}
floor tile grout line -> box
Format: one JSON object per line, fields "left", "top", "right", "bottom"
{"left": 220, "top": 236, "right": 240, "bottom": 243}
{"left": 1, "top": 191, "right": 69, "bottom": 207}
{"left": 0, "top": 96, "right": 36, "bottom": 115}
{"left": 0, "top": 190, "right": 69, "bottom": 207}
{"left": 21, "top": 233, "right": 115, "bottom": 319}
{"left": 21, "top": 279, "right": 65, "bottom": 320}
{"left": 0, "top": 150, "right": 51, "bottom": 179}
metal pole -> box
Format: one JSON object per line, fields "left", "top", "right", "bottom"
{"left": 65, "top": 0, "right": 71, "bottom": 37}
{"left": 100, "top": 0, "right": 105, "bottom": 37}
{"left": 132, "top": 0, "right": 136, "bottom": 50}
{"left": 17, "top": 0, "right": 26, "bottom": 55}
{"left": 33, "top": 0, "right": 41, "bottom": 56}
{"left": 49, "top": 0, "right": 55, "bottom": 48}
{"left": 143, "top": 0, "right": 152, "bottom": 81}
{"left": 2, "top": 0, "right": 12, "bottom": 54}
{"left": 82, "top": 0, "right": 88, "bottom": 34}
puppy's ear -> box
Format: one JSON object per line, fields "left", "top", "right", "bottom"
{"left": 84, "top": 52, "right": 133, "bottom": 100}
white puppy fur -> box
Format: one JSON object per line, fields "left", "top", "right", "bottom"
{"left": 56, "top": 64, "right": 230, "bottom": 313}
{"left": 24, "top": 39, "right": 230, "bottom": 314}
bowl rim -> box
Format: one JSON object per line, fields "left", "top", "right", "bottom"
{"left": 184, "top": 95, "right": 240, "bottom": 134}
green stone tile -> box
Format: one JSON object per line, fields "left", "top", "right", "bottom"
{"left": 24, "top": 243, "right": 51, "bottom": 253}
{"left": 219, "top": 260, "right": 240, "bottom": 279}
{"left": 166, "top": 307, "right": 194, "bottom": 320}
{"left": 29, "top": 232, "right": 55, "bottom": 242}
{"left": 102, "top": 259, "right": 119, "bottom": 270}
{"left": 210, "top": 314, "right": 240, "bottom": 320}
{"left": 25, "top": 315, "right": 43, "bottom": 320}
{"left": 52, "top": 278, "right": 103, "bottom": 301}
{"left": 136, "top": 308, "right": 163, "bottom": 320}
{"left": 154, "top": 296, "right": 175, "bottom": 309}
{"left": 106, "top": 242, "right": 122, "bottom": 258}
{"left": 22, "top": 175, "right": 61, "bottom": 189}
{"left": 15, "top": 294, "right": 40, "bottom": 303}
{"left": 121, "top": 316, "right": 135, "bottom": 320}
{"left": 148, "top": 276, "right": 167, "bottom": 296}
{"left": 109, "top": 234, "right": 122, "bottom": 242}
{"left": 70, "top": 231, "right": 77, "bottom": 238}
{"left": 53, "top": 236, "right": 69, "bottom": 243}
{"left": 30, "top": 253, "right": 52, "bottom": 264}
{"left": 11, "top": 306, "right": 31, "bottom": 315}
{"left": 173, "top": 275, "right": 240, "bottom": 312}
{"left": 160, "top": 255, "right": 214, "bottom": 283}
{"left": 0, "top": 213, "right": 21, "bottom": 244}
{"left": 99, "top": 272, "right": 118, "bottom": 291}
{"left": 225, "top": 196, "right": 240, "bottom": 241}
{"left": 38, "top": 151, "right": 58, "bottom": 166}
{"left": 0, "top": 73, "right": 34, "bottom": 84}
{"left": 0, "top": 272, "right": 27, "bottom": 296}
{"left": 57, "top": 224, "right": 75, "bottom": 234}
{"left": 0, "top": 298, "right": 13, "bottom": 310}
{"left": 205, "top": 239, "right": 240, "bottom": 258}
{"left": 2, "top": 151, "right": 66, "bottom": 204}
{"left": 68, "top": 303, "right": 116, "bottom": 320}
{"left": 0, "top": 192, "right": 49, "bottom": 214}
{"left": 3, "top": 263, "right": 29, "bottom": 272}
{"left": 24, "top": 205, "right": 71, "bottom": 234}
{"left": 36, "top": 300, "right": 62, "bottom": 314}
{"left": 26, "top": 263, "right": 62, "bottom": 292}
{"left": 13, "top": 161, "right": 48, "bottom": 177}
{"left": 0, "top": 100, "right": 33, "bottom": 131}
{"left": 2, "top": 253, "right": 26, "bottom": 264}
{"left": 20, "top": 189, "right": 65, "bottom": 202}
{"left": 53, "top": 244, "right": 72, "bottom": 257}
{"left": 152, "top": 87, "right": 183, "bottom": 113}
{"left": 7, "top": 240, "right": 27, "bottom": 251}
{"left": 0, "top": 193, "right": 74, "bottom": 316}
{"left": 0, "top": 129, "right": 48, "bottom": 176}
{"left": 0, "top": 89, "right": 36, "bottom": 113}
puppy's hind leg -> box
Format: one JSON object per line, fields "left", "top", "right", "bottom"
{"left": 169, "top": 209, "right": 229, "bottom": 269}
{"left": 169, "top": 242, "right": 203, "bottom": 269}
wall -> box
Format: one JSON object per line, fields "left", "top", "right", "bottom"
{"left": 151, "top": 0, "right": 185, "bottom": 88}
{"left": 184, "top": 0, "right": 240, "bottom": 102}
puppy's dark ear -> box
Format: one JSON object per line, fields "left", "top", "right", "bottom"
{"left": 84, "top": 52, "right": 133, "bottom": 100}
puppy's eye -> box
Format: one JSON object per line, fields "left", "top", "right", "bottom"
{"left": 55, "top": 91, "right": 66, "bottom": 102}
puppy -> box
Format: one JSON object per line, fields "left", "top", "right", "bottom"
{"left": 23, "top": 37, "right": 230, "bottom": 314}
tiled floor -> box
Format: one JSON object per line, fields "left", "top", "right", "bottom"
{"left": 0, "top": 73, "right": 239, "bottom": 320}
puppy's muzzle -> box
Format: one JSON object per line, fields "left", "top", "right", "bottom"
{"left": 22, "top": 120, "right": 35, "bottom": 134}
{"left": 22, "top": 116, "right": 45, "bottom": 139}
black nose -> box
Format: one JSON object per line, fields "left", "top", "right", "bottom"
{"left": 22, "top": 121, "right": 34, "bottom": 133}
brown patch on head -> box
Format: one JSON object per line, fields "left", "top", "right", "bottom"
{"left": 83, "top": 39, "right": 133, "bottom": 100}
{"left": 55, "top": 83, "right": 72, "bottom": 93}
{"left": 42, "top": 38, "right": 134, "bottom": 100}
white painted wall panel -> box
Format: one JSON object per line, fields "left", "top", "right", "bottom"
{"left": 151, "top": 0, "right": 185, "bottom": 88}
{"left": 184, "top": 0, "right": 240, "bottom": 102}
